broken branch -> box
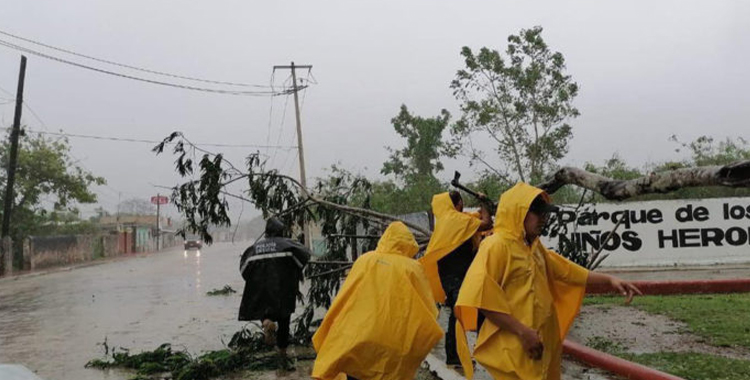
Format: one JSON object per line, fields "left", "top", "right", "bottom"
{"left": 539, "top": 160, "right": 750, "bottom": 200}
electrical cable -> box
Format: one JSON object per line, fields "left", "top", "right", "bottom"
{"left": 0, "top": 28, "right": 276, "bottom": 88}
{"left": 0, "top": 39, "right": 297, "bottom": 96}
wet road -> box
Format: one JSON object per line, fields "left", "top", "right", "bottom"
{"left": 0, "top": 242, "right": 258, "bottom": 380}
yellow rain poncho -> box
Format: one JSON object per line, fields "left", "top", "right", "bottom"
{"left": 312, "top": 222, "right": 443, "bottom": 380}
{"left": 419, "top": 192, "right": 482, "bottom": 303}
{"left": 455, "top": 183, "right": 589, "bottom": 380}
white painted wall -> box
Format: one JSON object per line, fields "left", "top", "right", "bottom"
{"left": 542, "top": 197, "right": 750, "bottom": 267}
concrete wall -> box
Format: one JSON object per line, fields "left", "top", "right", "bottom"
{"left": 543, "top": 196, "right": 750, "bottom": 267}
{"left": 0, "top": 230, "right": 179, "bottom": 276}
{"left": 26, "top": 234, "right": 121, "bottom": 270}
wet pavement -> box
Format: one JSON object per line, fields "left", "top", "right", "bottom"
{"left": 0, "top": 242, "right": 260, "bottom": 380}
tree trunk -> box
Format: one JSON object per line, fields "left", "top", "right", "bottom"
{"left": 539, "top": 160, "right": 750, "bottom": 201}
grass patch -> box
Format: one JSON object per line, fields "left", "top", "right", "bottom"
{"left": 206, "top": 285, "right": 237, "bottom": 296}
{"left": 584, "top": 293, "right": 750, "bottom": 348}
{"left": 622, "top": 352, "right": 750, "bottom": 380}
{"left": 584, "top": 336, "right": 750, "bottom": 379}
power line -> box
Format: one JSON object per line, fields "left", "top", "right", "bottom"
{"left": 266, "top": 74, "right": 292, "bottom": 168}
{"left": 23, "top": 102, "right": 49, "bottom": 130}
{"left": 306, "top": 71, "right": 319, "bottom": 85}
{"left": 0, "top": 39, "right": 300, "bottom": 97}
{"left": 270, "top": 93, "right": 291, "bottom": 167}
{"left": 4, "top": 127, "right": 297, "bottom": 150}
{"left": 0, "top": 28, "right": 276, "bottom": 88}
{"left": 0, "top": 84, "right": 13, "bottom": 97}
{"left": 300, "top": 74, "right": 310, "bottom": 112}
{"left": 268, "top": 76, "right": 291, "bottom": 141}
{"left": 282, "top": 150, "right": 299, "bottom": 176}
{"left": 264, "top": 71, "right": 280, "bottom": 158}
{"left": 271, "top": 70, "right": 311, "bottom": 171}
{"left": 270, "top": 72, "right": 306, "bottom": 169}
{"left": 0, "top": 84, "right": 50, "bottom": 130}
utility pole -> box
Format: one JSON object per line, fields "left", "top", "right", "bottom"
{"left": 2, "top": 56, "right": 27, "bottom": 261}
{"left": 273, "top": 62, "right": 312, "bottom": 248}
{"left": 156, "top": 193, "right": 161, "bottom": 251}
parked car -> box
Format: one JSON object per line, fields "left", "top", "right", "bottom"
{"left": 184, "top": 238, "right": 202, "bottom": 250}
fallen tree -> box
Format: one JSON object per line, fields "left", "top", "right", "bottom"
{"left": 540, "top": 161, "right": 750, "bottom": 201}
{"left": 153, "top": 132, "right": 750, "bottom": 341}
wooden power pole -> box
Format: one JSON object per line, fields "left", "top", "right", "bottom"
{"left": 2, "top": 55, "right": 27, "bottom": 258}
{"left": 273, "top": 62, "right": 312, "bottom": 248}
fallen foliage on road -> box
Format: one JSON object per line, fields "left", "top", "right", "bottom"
{"left": 86, "top": 326, "right": 314, "bottom": 380}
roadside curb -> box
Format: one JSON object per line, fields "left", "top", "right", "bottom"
{"left": 563, "top": 340, "right": 684, "bottom": 380}
{"left": 587, "top": 278, "right": 750, "bottom": 295}
{"left": 0, "top": 258, "right": 117, "bottom": 283}
{"left": 0, "top": 248, "right": 178, "bottom": 283}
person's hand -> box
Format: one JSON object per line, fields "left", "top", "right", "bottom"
{"left": 477, "top": 192, "right": 489, "bottom": 202}
{"left": 518, "top": 326, "right": 543, "bottom": 360}
{"left": 610, "top": 276, "right": 643, "bottom": 305}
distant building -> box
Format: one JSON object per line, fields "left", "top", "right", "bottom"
{"left": 98, "top": 215, "right": 175, "bottom": 252}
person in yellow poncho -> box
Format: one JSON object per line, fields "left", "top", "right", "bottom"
{"left": 312, "top": 221, "right": 443, "bottom": 380}
{"left": 420, "top": 191, "right": 492, "bottom": 366}
{"left": 455, "top": 183, "right": 642, "bottom": 380}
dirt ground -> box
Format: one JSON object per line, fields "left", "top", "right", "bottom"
{"left": 569, "top": 304, "right": 750, "bottom": 361}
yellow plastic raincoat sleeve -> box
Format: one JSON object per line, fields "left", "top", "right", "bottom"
{"left": 453, "top": 239, "right": 512, "bottom": 380}
{"left": 419, "top": 192, "right": 482, "bottom": 303}
{"left": 543, "top": 247, "right": 589, "bottom": 339}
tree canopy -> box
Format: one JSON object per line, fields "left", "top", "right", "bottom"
{"left": 0, "top": 131, "right": 105, "bottom": 266}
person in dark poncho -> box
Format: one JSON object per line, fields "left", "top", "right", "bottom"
{"left": 238, "top": 217, "right": 311, "bottom": 368}
{"left": 420, "top": 191, "right": 492, "bottom": 366}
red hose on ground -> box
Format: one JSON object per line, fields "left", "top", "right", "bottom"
{"left": 563, "top": 340, "right": 684, "bottom": 380}
{"left": 587, "top": 278, "right": 750, "bottom": 295}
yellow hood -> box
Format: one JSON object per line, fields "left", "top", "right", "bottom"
{"left": 495, "top": 182, "right": 549, "bottom": 238}
{"left": 419, "top": 192, "right": 482, "bottom": 303}
{"left": 312, "top": 222, "right": 443, "bottom": 380}
{"left": 376, "top": 221, "right": 419, "bottom": 258}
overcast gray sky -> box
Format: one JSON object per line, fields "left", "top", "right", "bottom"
{"left": 1, "top": 0, "right": 749, "bottom": 221}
